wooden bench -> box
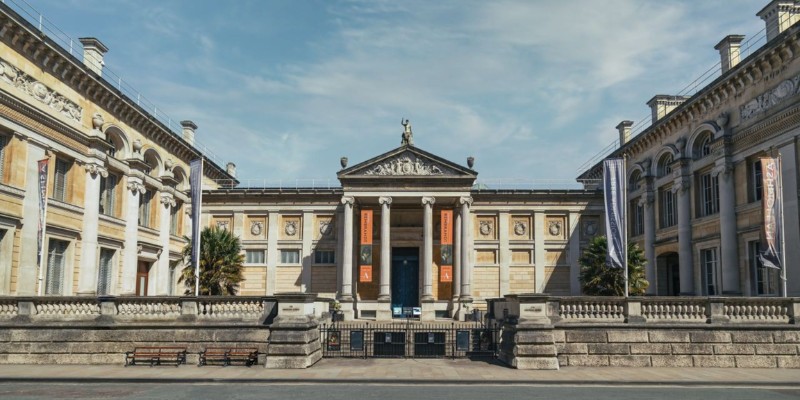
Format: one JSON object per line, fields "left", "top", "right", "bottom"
{"left": 125, "top": 346, "right": 187, "bottom": 367}
{"left": 198, "top": 347, "right": 259, "bottom": 367}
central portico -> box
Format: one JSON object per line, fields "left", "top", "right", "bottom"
{"left": 336, "top": 140, "right": 478, "bottom": 321}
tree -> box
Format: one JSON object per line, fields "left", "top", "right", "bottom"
{"left": 579, "top": 235, "right": 648, "bottom": 296}
{"left": 180, "top": 226, "right": 244, "bottom": 295}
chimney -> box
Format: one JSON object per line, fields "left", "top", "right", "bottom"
{"left": 715, "top": 35, "right": 746, "bottom": 73}
{"left": 757, "top": 0, "right": 800, "bottom": 42}
{"left": 78, "top": 37, "right": 108, "bottom": 77}
{"left": 647, "top": 95, "right": 689, "bottom": 124}
{"left": 180, "top": 120, "right": 197, "bottom": 145}
{"left": 616, "top": 120, "right": 634, "bottom": 147}
{"left": 226, "top": 162, "right": 237, "bottom": 178}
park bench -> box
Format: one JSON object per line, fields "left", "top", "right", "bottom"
{"left": 125, "top": 346, "right": 187, "bottom": 367}
{"left": 198, "top": 347, "right": 259, "bottom": 367}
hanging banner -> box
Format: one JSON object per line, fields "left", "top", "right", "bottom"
{"left": 759, "top": 157, "right": 783, "bottom": 270}
{"left": 189, "top": 159, "right": 204, "bottom": 296}
{"left": 36, "top": 159, "right": 49, "bottom": 295}
{"left": 359, "top": 210, "right": 373, "bottom": 282}
{"left": 440, "top": 210, "right": 453, "bottom": 282}
{"left": 603, "top": 158, "right": 625, "bottom": 269}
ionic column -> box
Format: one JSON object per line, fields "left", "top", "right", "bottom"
{"left": 121, "top": 176, "right": 144, "bottom": 295}
{"left": 453, "top": 209, "right": 462, "bottom": 300}
{"left": 459, "top": 196, "right": 473, "bottom": 300}
{"left": 641, "top": 190, "right": 656, "bottom": 295}
{"left": 77, "top": 161, "right": 107, "bottom": 295}
{"left": 339, "top": 196, "right": 355, "bottom": 301}
{"left": 378, "top": 196, "right": 392, "bottom": 301}
{"left": 421, "top": 196, "right": 435, "bottom": 301}
{"left": 156, "top": 191, "right": 176, "bottom": 295}
{"left": 673, "top": 176, "right": 694, "bottom": 295}
{"left": 714, "top": 161, "right": 739, "bottom": 294}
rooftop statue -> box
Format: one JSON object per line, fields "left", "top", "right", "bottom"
{"left": 401, "top": 118, "right": 414, "bottom": 146}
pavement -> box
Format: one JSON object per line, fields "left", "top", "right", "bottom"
{"left": 0, "top": 359, "right": 799, "bottom": 387}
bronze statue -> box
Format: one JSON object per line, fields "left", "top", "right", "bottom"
{"left": 401, "top": 118, "right": 414, "bottom": 146}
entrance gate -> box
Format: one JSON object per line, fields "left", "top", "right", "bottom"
{"left": 320, "top": 321, "right": 499, "bottom": 359}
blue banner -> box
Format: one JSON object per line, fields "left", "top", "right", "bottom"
{"left": 603, "top": 159, "right": 625, "bottom": 269}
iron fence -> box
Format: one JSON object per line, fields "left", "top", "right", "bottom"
{"left": 320, "top": 320, "right": 500, "bottom": 359}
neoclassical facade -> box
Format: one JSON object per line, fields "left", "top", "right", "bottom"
{"left": 0, "top": 4, "right": 232, "bottom": 297}
{"left": 203, "top": 143, "right": 603, "bottom": 320}
{"left": 579, "top": 0, "right": 800, "bottom": 297}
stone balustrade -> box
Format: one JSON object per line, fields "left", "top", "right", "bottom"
{"left": 0, "top": 296, "right": 277, "bottom": 324}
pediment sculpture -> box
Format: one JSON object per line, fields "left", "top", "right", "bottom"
{"left": 361, "top": 153, "right": 454, "bottom": 176}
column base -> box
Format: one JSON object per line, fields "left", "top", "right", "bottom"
{"left": 339, "top": 299, "right": 355, "bottom": 321}
{"left": 377, "top": 294, "right": 391, "bottom": 302}
{"left": 420, "top": 299, "right": 435, "bottom": 321}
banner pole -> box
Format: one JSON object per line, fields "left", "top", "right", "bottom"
{"left": 778, "top": 155, "right": 787, "bottom": 298}
{"left": 623, "top": 155, "right": 629, "bottom": 298}
{"left": 36, "top": 159, "right": 49, "bottom": 296}
{"left": 194, "top": 159, "right": 203, "bottom": 297}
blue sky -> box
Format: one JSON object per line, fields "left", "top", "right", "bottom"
{"left": 28, "top": 0, "right": 764, "bottom": 186}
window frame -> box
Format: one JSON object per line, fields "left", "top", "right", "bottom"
{"left": 749, "top": 159, "right": 763, "bottom": 203}
{"left": 45, "top": 239, "right": 69, "bottom": 295}
{"left": 697, "top": 171, "right": 719, "bottom": 217}
{"left": 313, "top": 249, "right": 336, "bottom": 265}
{"left": 748, "top": 240, "right": 778, "bottom": 296}
{"left": 700, "top": 247, "right": 719, "bottom": 296}
{"left": 53, "top": 157, "right": 70, "bottom": 202}
{"left": 0, "top": 133, "right": 9, "bottom": 183}
{"left": 659, "top": 186, "right": 677, "bottom": 229}
{"left": 280, "top": 249, "right": 301, "bottom": 265}
{"left": 99, "top": 173, "right": 118, "bottom": 217}
{"left": 245, "top": 249, "right": 266, "bottom": 265}
{"left": 630, "top": 199, "right": 644, "bottom": 236}
{"left": 96, "top": 247, "right": 116, "bottom": 295}
{"left": 138, "top": 189, "right": 153, "bottom": 228}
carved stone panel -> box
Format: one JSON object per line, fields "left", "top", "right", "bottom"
{"left": 360, "top": 152, "right": 456, "bottom": 176}
{"left": 581, "top": 217, "right": 600, "bottom": 240}
{"left": 245, "top": 216, "right": 267, "bottom": 240}
{"left": 511, "top": 249, "right": 532, "bottom": 265}
{"left": 510, "top": 215, "right": 532, "bottom": 240}
{"left": 545, "top": 216, "right": 567, "bottom": 240}
{"left": 474, "top": 215, "right": 497, "bottom": 241}
{"left": 280, "top": 215, "right": 302, "bottom": 240}
{"left": 475, "top": 249, "right": 497, "bottom": 265}
{"left": 211, "top": 216, "right": 232, "bottom": 231}
{"left": 316, "top": 215, "right": 335, "bottom": 240}
{"left": 0, "top": 57, "right": 83, "bottom": 123}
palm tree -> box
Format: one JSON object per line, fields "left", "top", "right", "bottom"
{"left": 180, "top": 226, "right": 244, "bottom": 295}
{"left": 579, "top": 235, "right": 648, "bottom": 296}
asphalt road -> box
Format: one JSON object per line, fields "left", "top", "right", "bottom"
{"left": 0, "top": 383, "right": 798, "bottom": 400}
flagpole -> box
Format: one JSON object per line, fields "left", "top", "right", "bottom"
{"left": 778, "top": 155, "right": 787, "bottom": 298}
{"left": 194, "top": 159, "right": 203, "bottom": 297}
{"left": 623, "top": 155, "right": 629, "bottom": 298}
{"left": 36, "top": 159, "right": 49, "bottom": 296}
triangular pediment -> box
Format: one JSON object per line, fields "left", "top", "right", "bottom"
{"left": 339, "top": 145, "right": 476, "bottom": 179}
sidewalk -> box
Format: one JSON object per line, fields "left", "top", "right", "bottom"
{"left": 0, "top": 359, "right": 798, "bottom": 387}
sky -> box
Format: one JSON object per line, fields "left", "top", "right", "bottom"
{"left": 22, "top": 0, "right": 766, "bottom": 187}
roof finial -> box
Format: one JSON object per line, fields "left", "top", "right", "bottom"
{"left": 401, "top": 118, "right": 414, "bottom": 146}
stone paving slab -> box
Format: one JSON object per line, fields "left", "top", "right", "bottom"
{"left": 0, "top": 359, "right": 798, "bottom": 386}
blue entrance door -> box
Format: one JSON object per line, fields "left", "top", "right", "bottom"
{"left": 391, "top": 247, "right": 419, "bottom": 317}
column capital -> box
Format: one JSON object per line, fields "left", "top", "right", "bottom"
{"left": 126, "top": 177, "right": 146, "bottom": 194}
{"left": 159, "top": 192, "right": 176, "bottom": 208}
{"left": 671, "top": 178, "right": 689, "bottom": 194}
{"left": 379, "top": 196, "right": 392, "bottom": 206}
{"left": 84, "top": 161, "right": 108, "bottom": 178}
{"left": 421, "top": 196, "right": 436, "bottom": 206}
{"left": 459, "top": 196, "right": 473, "bottom": 206}
{"left": 711, "top": 161, "right": 733, "bottom": 179}
{"left": 341, "top": 196, "right": 355, "bottom": 206}
{"left": 638, "top": 192, "right": 654, "bottom": 208}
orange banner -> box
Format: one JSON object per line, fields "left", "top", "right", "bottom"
{"left": 360, "top": 210, "right": 373, "bottom": 245}
{"left": 440, "top": 210, "right": 453, "bottom": 245}
{"left": 359, "top": 265, "right": 373, "bottom": 282}
{"left": 440, "top": 265, "right": 453, "bottom": 283}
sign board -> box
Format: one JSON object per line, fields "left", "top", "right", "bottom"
{"left": 350, "top": 330, "right": 364, "bottom": 351}
{"left": 359, "top": 265, "right": 372, "bottom": 283}
{"left": 327, "top": 330, "right": 341, "bottom": 351}
{"left": 456, "top": 330, "right": 470, "bottom": 351}
{"left": 412, "top": 307, "right": 421, "bottom": 316}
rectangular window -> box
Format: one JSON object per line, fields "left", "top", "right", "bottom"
{"left": 0, "top": 134, "right": 8, "bottom": 182}
{"left": 630, "top": 199, "right": 644, "bottom": 236}
{"left": 749, "top": 241, "right": 778, "bottom": 296}
{"left": 98, "top": 174, "right": 118, "bottom": 217}
{"left": 168, "top": 262, "right": 177, "bottom": 296}
{"left": 749, "top": 160, "right": 763, "bottom": 203}
{"left": 96, "top": 248, "right": 115, "bottom": 295}
{"left": 170, "top": 202, "right": 181, "bottom": 235}
{"left": 45, "top": 239, "right": 68, "bottom": 295}
{"left": 138, "top": 190, "right": 152, "bottom": 227}
{"left": 659, "top": 187, "right": 677, "bottom": 228}
{"left": 280, "top": 249, "right": 300, "bottom": 264}
{"left": 245, "top": 249, "right": 266, "bottom": 264}
{"left": 314, "top": 250, "right": 335, "bottom": 264}
{"left": 53, "top": 158, "right": 70, "bottom": 202}
{"left": 698, "top": 172, "right": 719, "bottom": 217}
{"left": 701, "top": 248, "right": 718, "bottom": 296}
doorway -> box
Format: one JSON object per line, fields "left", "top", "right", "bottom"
{"left": 391, "top": 247, "right": 419, "bottom": 316}
{"left": 136, "top": 261, "right": 150, "bottom": 296}
{"left": 656, "top": 253, "right": 680, "bottom": 296}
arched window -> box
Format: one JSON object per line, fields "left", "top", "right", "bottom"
{"left": 657, "top": 153, "right": 673, "bottom": 178}
{"left": 143, "top": 149, "right": 161, "bottom": 177}
{"left": 693, "top": 133, "right": 713, "bottom": 159}
{"left": 105, "top": 128, "right": 128, "bottom": 159}
{"left": 629, "top": 170, "right": 641, "bottom": 192}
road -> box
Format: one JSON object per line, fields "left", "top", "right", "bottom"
{"left": 0, "top": 383, "right": 798, "bottom": 400}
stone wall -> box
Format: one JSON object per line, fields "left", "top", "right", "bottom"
{"left": 555, "top": 327, "right": 800, "bottom": 368}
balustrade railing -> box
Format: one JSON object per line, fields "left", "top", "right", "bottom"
{"left": 557, "top": 297, "right": 626, "bottom": 321}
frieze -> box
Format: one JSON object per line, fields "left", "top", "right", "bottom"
{"left": 740, "top": 74, "right": 800, "bottom": 121}
{"left": 362, "top": 153, "right": 453, "bottom": 176}
{"left": 0, "top": 58, "right": 82, "bottom": 123}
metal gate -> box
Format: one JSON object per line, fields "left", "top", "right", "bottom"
{"left": 320, "top": 321, "right": 499, "bottom": 359}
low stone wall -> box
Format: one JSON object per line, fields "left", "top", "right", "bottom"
{"left": 555, "top": 326, "right": 800, "bottom": 368}
{"left": 0, "top": 296, "right": 277, "bottom": 365}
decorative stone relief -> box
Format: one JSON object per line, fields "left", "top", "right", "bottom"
{"left": 319, "top": 220, "right": 333, "bottom": 237}
{"left": 513, "top": 221, "right": 527, "bottom": 237}
{"left": 0, "top": 58, "right": 83, "bottom": 123}
{"left": 479, "top": 221, "right": 493, "bottom": 236}
{"left": 740, "top": 74, "right": 800, "bottom": 121}
{"left": 583, "top": 220, "right": 598, "bottom": 237}
{"left": 362, "top": 153, "right": 454, "bottom": 176}
{"left": 548, "top": 221, "right": 562, "bottom": 236}
{"left": 284, "top": 221, "right": 298, "bottom": 236}
{"left": 159, "top": 194, "right": 176, "bottom": 208}
{"left": 126, "top": 180, "right": 146, "bottom": 194}
{"left": 250, "top": 221, "right": 263, "bottom": 236}
{"left": 84, "top": 162, "right": 108, "bottom": 178}
{"left": 711, "top": 163, "right": 733, "bottom": 178}
{"left": 216, "top": 220, "right": 229, "bottom": 230}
